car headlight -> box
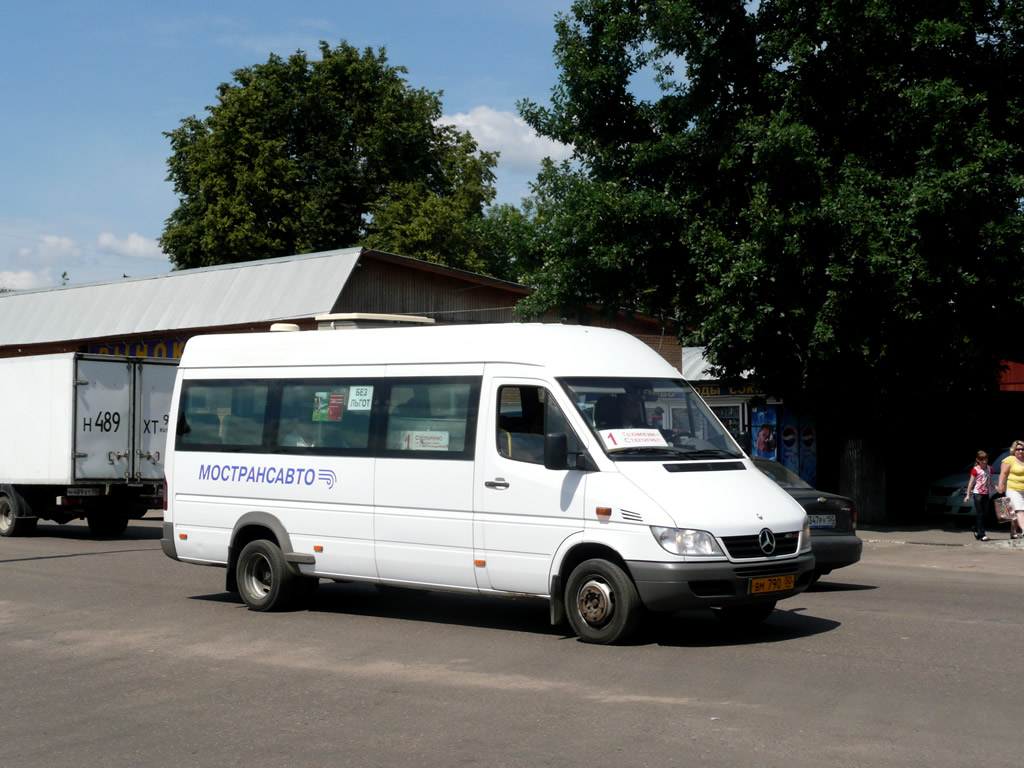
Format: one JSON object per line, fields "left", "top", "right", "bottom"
{"left": 650, "top": 526, "right": 724, "bottom": 556}
{"left": 801, "top": 515, "right": 812, "bottom": 552}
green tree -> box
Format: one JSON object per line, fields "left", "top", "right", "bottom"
{"left": 519, "top": 0, "right": 1024, "bottom": 519}
{"left": 362, "top": 125, "right": 499, "bottom": 273}
{"left": 161, "top": 41, "right": 498, "bottom": 271}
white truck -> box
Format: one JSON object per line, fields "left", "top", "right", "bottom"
{"left": 0, "top": 353, "right": 176, "bottom": 537}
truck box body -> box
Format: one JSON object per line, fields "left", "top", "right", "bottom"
{"left": 0, "top": 353, "right": 176, "bottom": 536}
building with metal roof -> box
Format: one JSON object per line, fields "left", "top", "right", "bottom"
{"left": 0, "top": 247, "right": 671, "bottom": 362}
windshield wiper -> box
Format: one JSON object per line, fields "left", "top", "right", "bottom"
{"left": 606, "top": 446, "right": 697, "bottom": 456}
{"left": 673, "top": 448, "right": 744, "bottom": 459}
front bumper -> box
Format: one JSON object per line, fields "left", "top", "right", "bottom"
{"left": 626, "top": 552, "right": 816, "bottom": 612}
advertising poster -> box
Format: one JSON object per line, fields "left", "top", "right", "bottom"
{"left": 780, "top": 412, "right": 800, "bottom": 474}
{"left": 751, "top": 404, "right": 778, "bottom": 460}
{"left": 312, "top": 392, "right": 346, "bottom": 422}
{"left": 800, "top": 423, "right": 818, "bottom": 486}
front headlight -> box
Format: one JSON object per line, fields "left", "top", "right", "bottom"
{"left": 801, "top": 515, "right": 812, "bottom": 552}
{"left": 650, "top": 526, "right": 724, "bottom": 556}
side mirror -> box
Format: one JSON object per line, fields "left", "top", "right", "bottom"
{"left": 544, "top": 432, "right": 596, "bottom": 471}
{"left": 544, "top": 432, "right": 570, "bottom": 470}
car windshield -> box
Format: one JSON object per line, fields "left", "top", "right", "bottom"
{"left": 559, "top": 376, "right": 743, "bottom": 460}
{"left": 752, "top": 457, "right": 812, "bottom": 489}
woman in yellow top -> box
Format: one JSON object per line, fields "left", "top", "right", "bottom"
{"left": 996, "top": 440, "right": 1024, "bottom": 539}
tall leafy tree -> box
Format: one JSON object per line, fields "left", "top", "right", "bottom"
{"left": 361, "top": 125, "right": 500, "bottom": 273}
{"left": 161, "top": 41, "right": 498, "bottom": 271}
{"left": 517, "top": 0, "right": 1024, "bottom": 518}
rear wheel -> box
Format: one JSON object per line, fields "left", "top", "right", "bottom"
{"left": 0, "top": 492, "right": 37, "bottom": 538}
{"left": 236, "top": 539, "right": 297, "bottom": 612}
{"left": 564, "top": 559, "right": 641, "bottom": 644}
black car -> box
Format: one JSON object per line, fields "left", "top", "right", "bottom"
{"left": 752, "top": 457, "right": 863, "bottom": 583}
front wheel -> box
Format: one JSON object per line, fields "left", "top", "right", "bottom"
{"left": 236, "top": 539, "right": 297, "bottom": 612}
{"left": 564, "top": 559, "right": 641, "bottom": 644}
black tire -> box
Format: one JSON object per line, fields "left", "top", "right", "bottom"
{"left": 564, "top": 559, "right": 641, "bottom": 644}
{"left": 0, "top": 492, "right": 37, "bottom": 538}
{"left": 713, "top": 600, "right": 777, "bottom": 627}
{"left": 236, "top": 539, "right": 297, "bottom": 612}
{"left": 87, "top": 513, "right": 129, "bottom": 537}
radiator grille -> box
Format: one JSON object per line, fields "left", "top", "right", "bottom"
{"left": 722, "top": 531, "right": 800, "bottom": 559}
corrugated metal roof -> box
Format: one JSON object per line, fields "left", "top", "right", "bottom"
{"left": 0, "top": 248, "right": 362, "bottom": 347}
{"left": 680, "top": 347, "right": 716, "bottom": 380}
{"left": 680, "top": 347, "right": 756, "bottom": 383}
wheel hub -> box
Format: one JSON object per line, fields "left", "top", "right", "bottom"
{"left": 577, "top": 578, "right": 614, "bottom": 626}
{"left": 245, "top": 554, "right": 273, "bottom": 596}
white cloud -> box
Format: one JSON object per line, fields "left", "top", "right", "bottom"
{"left": 440, "top": 106, "right": 573, "bottom": 174}
{"left": 18, "top": 234, "right": 83, "bottom": 266}
{"left": 0, "top": 268, "right": 53, "bottom": 291}
{"left": 96, "top": 232, "right": 166, "bottom": 261}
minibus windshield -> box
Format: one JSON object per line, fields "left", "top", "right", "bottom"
{"left": 559, "top": 377, "right": 743, "bottom": 460}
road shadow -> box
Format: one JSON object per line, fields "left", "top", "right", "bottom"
{"left": 190, "top": 581, "right": 842, "bottom": 646}
{"left": 31, "top": 519, "right": 163, "bottom": 542}
{"left": 806, "top": 580, "right": 877, "bottom": 593}
{"left": 638, "top": 605, "right": 841, "bottom": 647}
{"left": 193, "top": 582, "right": 566, "bottom": 638}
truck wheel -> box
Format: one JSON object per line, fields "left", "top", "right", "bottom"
{"left": 87, "top": 513, "right": 129, "bottom": 537}
{"left": 237, "top": 539, "right": 297, "bottom": 612}
{"left": 565, "top": 559, "right": 641, "bottom": 644}
{"left": 0, "top": 493, "right": 37, "bottom": 538}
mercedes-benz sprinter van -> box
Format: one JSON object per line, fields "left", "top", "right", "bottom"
{"left": 161, "top": 323, "right": 814, "bottom": 644}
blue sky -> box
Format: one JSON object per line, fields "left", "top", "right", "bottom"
{"left": 0, "top": 0, "right": 575, "bottom": 289}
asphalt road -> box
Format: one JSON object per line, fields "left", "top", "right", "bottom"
{"left": 1, "top": 518, "right": 1021, "bottom": 768}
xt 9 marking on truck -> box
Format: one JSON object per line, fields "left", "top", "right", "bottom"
{"left": 141, "top": 416, "right": 169, "bottom": 435}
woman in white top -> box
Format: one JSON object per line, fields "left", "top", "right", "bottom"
{"left": 964, "top": 450, "right": 991, "bottom": 541}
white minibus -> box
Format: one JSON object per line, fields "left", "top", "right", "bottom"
{"left": 161, "top": 323, "right": 814, "bottom": 644}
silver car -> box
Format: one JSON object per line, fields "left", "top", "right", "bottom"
{"left": 926, "top": 451, "right": 1008, "bottom": 523}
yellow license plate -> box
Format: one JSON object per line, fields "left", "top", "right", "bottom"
{"left": 750, "top": 574, "right": 795, "bottom": 594}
